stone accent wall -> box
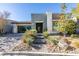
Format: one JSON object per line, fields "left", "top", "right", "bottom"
{"left": 31, "top": 14, "right": 47, "bottom": 31}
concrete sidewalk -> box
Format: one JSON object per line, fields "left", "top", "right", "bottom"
{"left": 1, "top": 51, "right": 79, "bottom": 56}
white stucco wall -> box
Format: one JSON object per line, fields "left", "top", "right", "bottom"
{"left": 71, "top": 14, "right": 77, "bottom": 22}
{"left": 13, "top": 24, "right": 17, "bottom": 33}
{"left": 46, "top": 12, "right": 52, "bottom": 33}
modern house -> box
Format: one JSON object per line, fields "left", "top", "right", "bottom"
{"left": 1, "top": 12, "right": 79, "bottom": 34}
{"left": 11, "top": 12, "right": 61, "bottom": 34}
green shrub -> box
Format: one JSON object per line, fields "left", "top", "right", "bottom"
{"left": 22, "top": 29, "right": 37, "bottom": 45}
{"left": 43, "top": 31, "right": 49, "bottom": 38}
{"left": 56, "top": 20, "right": 77, "bottom": 35}
{"left": 30, "top": 29, "right": 37, "bottom": 37}
{"left": 47, "top": 36, "right": 59, "bottom": 45}
{"left": 52, "top": 39, "right": 59, "bottom": 45}
{"left": 23, "top": 38, "right": 33, "bottom": 45}
{"left": 71, "top": 34, "right": 79, "bottom": 38}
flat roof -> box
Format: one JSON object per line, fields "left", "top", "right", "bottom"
{"left": 12, "top": 22, "right": 32, "bottom": 24}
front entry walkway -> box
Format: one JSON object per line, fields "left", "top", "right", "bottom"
{"left": 32, "top": 33, "right": 47, "bottom": 49}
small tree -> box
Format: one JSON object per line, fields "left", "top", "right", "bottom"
{"left": 56, "top": 20, "right": 66, "bottom": 36}
{"left": 56, "top": 20, "right": 77, "bottom": 36}
{"left": 56, "top": 3, "right": 77, "bottom": 36}
{"left": 0, "top": 10, "right": 10, "bottom": 19}
{"left": 0, "top": 18, "right": 7, "bottom": 33}
{"left": 0, "top": 10, "right": 10, "bottom": 34}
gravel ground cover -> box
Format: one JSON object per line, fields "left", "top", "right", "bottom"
{"left": 0, "top": 33, "right": 22, "bottom": 52}
{"left": 0, "top": 34, "right": 79, "bottom": 56}
{"left": 12, "top": 36, "right": 79, "bottom": 54}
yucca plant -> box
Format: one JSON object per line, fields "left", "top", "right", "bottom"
{"left": 30, "top": 29, "right": 37, "bottom": 37}
{"left": 22, "top": 29, "right": 37, "bottom": 46}
{"left": 43, "top": 31, "right": 49, "bottom": 38}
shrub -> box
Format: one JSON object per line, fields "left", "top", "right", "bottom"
{"left": 70, "top": 39, "right": 79, "bottom": 48}
{"left": 47, "top": 36, "right": 59, "bottom": 45}
{"left": 23, "top": 38, "right": 33, "bottom": 45}
{"left": 43, "top": 31, "right": 49, "bottom": 38}
{"left": 52, "top": 39, "right": 59, "bottom": 45}
{"left": 23, "top": 29, "right": 37, "bottom": 38}
{"left": 71, "top": 34, "right": 79, "bottom": 38}
{"left": 56, "top": 20, "right": 77, "bottom": 35}
{"left": 66, "top": 20, "right": 77, "bottom": 35}
{"left": 30, "top": 29, "right": 37, "bottom": 37}
{"left": 22, "top": 29, "right": 37, "bottom": 46}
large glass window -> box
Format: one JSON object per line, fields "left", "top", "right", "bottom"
{"left": 18, "top": 25, "right": 31, "bottom": 33}
{"left": 26, "top": 26, "right": 31, "bottom": 30}
{"left": 18, "top": 26, "right": 26, "bottom": 33}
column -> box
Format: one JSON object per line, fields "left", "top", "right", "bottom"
{"left": 46, "top": 12, "right": 52, "bottom": 33}
{"left": 13, "top": 24, "right": 17, "bottom": 33}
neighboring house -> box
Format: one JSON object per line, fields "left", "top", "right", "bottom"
{"left": 0, "top": 18, "right": 13, "bottom": 33}
{"left": 12, "top": 22, "right": 32, "bottom": 33}
{"left": 1, "top": 12, "right": 79, "bottom": 34}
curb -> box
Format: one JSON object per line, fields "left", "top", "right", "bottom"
{"left": 0, "top": 51, "right": 79, "bottom": 56}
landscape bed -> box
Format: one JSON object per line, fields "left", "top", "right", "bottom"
{"left": 0, "top": 32, "right": 79, "bottom": 56}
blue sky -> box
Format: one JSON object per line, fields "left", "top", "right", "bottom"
{"left": 0, "top": 3, "right": 76, "bottom": 21}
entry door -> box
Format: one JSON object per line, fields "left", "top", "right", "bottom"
{"left": 36, "top": 23, "right": 43, "bottom": 33}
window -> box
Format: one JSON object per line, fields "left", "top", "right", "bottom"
{"left": 26, "top": 26, "right": 31, "bottom": 30}
{"left": 18, "top": 26, "right": 26, "bottom": 33}
{"left": 52, "top": 21, "right": 58, "bottom": 31}
{"left": 18, "top": 25, "right": 31, "bottom": 33}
